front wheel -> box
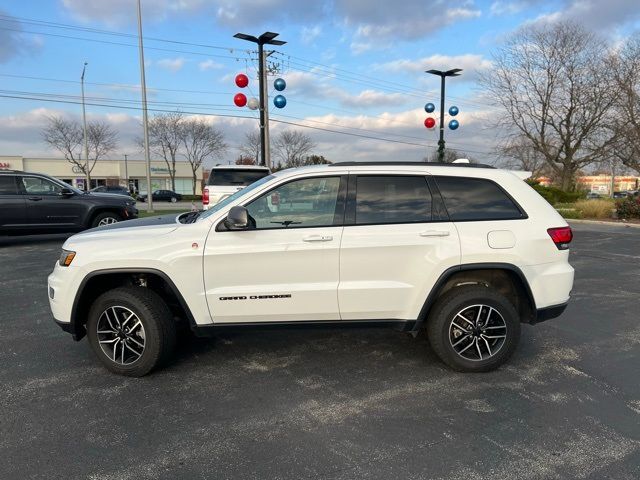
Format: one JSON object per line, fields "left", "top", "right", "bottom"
{"left": 91, "top": 212, "right": 122, "bottom": 228}
{"left": 86, "top": 287, "right": 176, "bottom": 376}
{"left": 426, "top": 286, "right": 520, "bottom": 372}
{"left": 170, "top": 196, "right": 177, "bottom": 203}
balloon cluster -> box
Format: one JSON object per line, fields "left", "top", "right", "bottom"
{"left": 232, "top": 74, "right": 288, "bottom": 110}
{"left": 423, "top": 103, "right": 460, "bottom": 130}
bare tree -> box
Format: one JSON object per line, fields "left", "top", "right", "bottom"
{"left": 141, "top": 112, "right": 184, "bottom": 191}
{"left": 235, "top": 156, "right": 256, "bottom": 165}
{"left": 238, "top": 131, "right": 261, "bottom": 165}
{"left": 479, "top": 22, "right": 618, "bottom": 190}
{"left": 610, "top": 33, "right": 640, "bottom": 175}
{"left": 42, "top": 115, "right": 117, "bottom": 188}
{"left": 273, "top": 130, "right": 316, "bottom": 168}
{"left": 180, "top": 118, "right": 228, "bottom": 194}
{"left": 496, "top": 135, "right": 548, "bottom": 179}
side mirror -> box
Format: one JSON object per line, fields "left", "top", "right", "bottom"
{"left": 59, "top": 187, "right": 74, "bottom": 197}
{"left": 224, "top": 206, "right": 249, "bottom": 230}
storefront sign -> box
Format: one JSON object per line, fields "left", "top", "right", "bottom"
{"left": 72, "top": 166, "right": 84, "bottom": 174}
{"left": 150, "top": 166, "right": 171, "bottom": 174}
{"left": 0, "top": 162, "right": 10, "bottom": 169}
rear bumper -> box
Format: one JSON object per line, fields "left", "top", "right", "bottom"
{"left": 532, "top": 302, "right": 568, "bottom": 325}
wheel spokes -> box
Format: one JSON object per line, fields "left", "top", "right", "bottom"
{"left": 449, "top": 303, "right": 507, "bottom": 362}
{"left": 96, "top": 305, "right": 146, "bottom": 366}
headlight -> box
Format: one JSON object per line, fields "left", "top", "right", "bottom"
{"left": 59, "top": 249, "right": 76, "bottom": 267}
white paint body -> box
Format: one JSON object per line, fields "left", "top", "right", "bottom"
{"left": 49, "top": 164, "right": 574, "bottom": 327}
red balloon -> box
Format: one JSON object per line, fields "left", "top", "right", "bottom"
{"left": 424, "top": 117, "right": 436, "bottom": 129}
{"left": 234, "top": 93, "right": 247, "bottom": 107}
{"left": 235, "top": 73, "right": 249, "bottom": 88}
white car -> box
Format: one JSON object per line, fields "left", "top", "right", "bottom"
{"left": 202, "top": 165, "right": 270, "bottom": 210}
{"left": 48, "top": 161, "right": 574, "bottom": 376}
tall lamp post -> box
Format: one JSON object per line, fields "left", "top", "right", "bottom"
{"left": 80, "top": 62, "right": 90, "bottom": 190}
{"left": 136, "top": 0, "right": 153, "bottom": 212}
{"left": 123, "top": 153, "right": 129, "bottom": 193}
{"left": 233, "top": 32, "right": 286, "bottom": 169}
{"left": 426, "top": 68, "right": 462, "bottom": 162}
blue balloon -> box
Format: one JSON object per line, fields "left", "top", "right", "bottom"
{"left": 449, "top": 106, "right": 459, "bottom": 116}
{"left": 273, "top": 94, "right": 287, "bottom": 109}
{"left": 274, "top": 78, "right": 286, "bottom": 91}
{"left": 449, "top": 119, "right": 459, "bottom": 130}
{"left": 424, "top": 102, "right": 435, "bottom": 113}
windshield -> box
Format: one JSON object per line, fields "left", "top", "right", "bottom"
{"left": 208, "top": 169, "right": 270, "bottom": 186}
{"left": 54, "top": 177, "right": 84, "bottom": 195}
{"left": 198, "top": 174, "right": 275, "bottom": 221}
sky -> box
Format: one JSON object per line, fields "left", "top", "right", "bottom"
{"left": 0, "top": 0, "right": 639, "bottom": 167}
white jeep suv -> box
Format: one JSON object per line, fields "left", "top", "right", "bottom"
{"left": 48, "top": 162, "right": 574, "bottom": 376}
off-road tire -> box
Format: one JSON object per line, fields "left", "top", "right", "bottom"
{"left": 86, "top": 287, "right": 176, "bottom": 376}
{"left": 426, "top": 285, "right": 520, "bottom": 372}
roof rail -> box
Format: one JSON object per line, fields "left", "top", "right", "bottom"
{"left": 328, "top": 161, "right": 495, "bottom": 169}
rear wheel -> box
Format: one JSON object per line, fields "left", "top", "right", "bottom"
{"left": 86, "top": 287, "right": 176, "bottom": 376}
{"left": 426, "top": 286, "right": 520, "bottom": 372}
{"left": 170, "top": 196, "right": 177, "bottom": 203}
{"left": 91, "top": 211, "right": 121, "bottom": 228}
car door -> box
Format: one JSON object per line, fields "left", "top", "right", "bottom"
{"left": 19, "top": 175, "right": 85, "bottom": 229}
{"left": 203, "top": 174, "right": 347, "bottom": 323}
{"left": 338, "top": 173, "right": 461, "bottom": 321}
{"left": 0, "top": 175, "right": 28, "bottom": 231}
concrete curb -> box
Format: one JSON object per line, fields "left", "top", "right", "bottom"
{"left": 567, "top": 219, "right": 640, "bottom": 229}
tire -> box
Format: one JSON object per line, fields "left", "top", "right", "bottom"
{"left": 170, "top": 196, "right": 177, "bottom": 203}
{"left": 91, "top": 211, "right": 122, "bottom": 228}
{"left": 426, "top": 285, "right": 520, "bottom": 372}
{"left": 86, "top": 287, "right": 176, "bottom": 377}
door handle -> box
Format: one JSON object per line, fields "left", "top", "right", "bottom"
{"left": 419, "top": 230, "right": 450, "bottom": 237}
{"left": 28, "top": 196, "right": 43, "bottom": 201}
{"left": 302, "top": 235, "right": 333, "bottom": 242}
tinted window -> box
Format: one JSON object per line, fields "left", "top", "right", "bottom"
{"left": 21, "top": 176, "right": 62, "bottom": 195}
{"left": 246, "top": 176, "right": 341, "bottom": 229}
{"left": 435, "top": 176, "right": 524, "bottom": 221}
{"left": 0, "top": 176, "right": 17, "bottom": 195}
{"left": 209, "top": 169, "right": 269, "bottom": 186}
{"left": 355, "top": 176, "right": 431, "bottom": 225}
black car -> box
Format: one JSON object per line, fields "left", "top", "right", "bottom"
{"left": 0, "top": 170, "right": 138, "bottom": 234}
{"left": 138, "top": 189, "right": 182, "bottom": 203}
{"left": 90, "top": 185, "right": 132, "bottom": 196}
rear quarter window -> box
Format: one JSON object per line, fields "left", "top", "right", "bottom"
{"left": 434, "top": 176, "right": 525, "bottom": 221}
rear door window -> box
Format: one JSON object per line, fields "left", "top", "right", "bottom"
{"left": 209, "top": 169, "right": 269, "bottom": 186}
{"left": 354, "top": 176, "right": 432, "bottom": 225}
{"left": 0, "top": 176, "right": 17, "bottom": 195}
{"left": 434, "top": 176, "right": 525, "bottom": 221}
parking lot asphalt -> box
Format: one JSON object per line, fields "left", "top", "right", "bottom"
{"left": 0, "top": 222, "right": 639, "bottom": 480}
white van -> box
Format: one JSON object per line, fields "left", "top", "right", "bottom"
{"left": 202, "top": 165, "right": 271, "bottom": 210}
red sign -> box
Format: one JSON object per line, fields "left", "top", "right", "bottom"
{"left": 0, "top": 162, "right": 10, "bottom": 169}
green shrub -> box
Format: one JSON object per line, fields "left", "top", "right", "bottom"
{"left": 556, "top": 208, "right": 583, "bottom": 219}
{"left": 531, "top": 184, "right": 585, "bottom": 205}
{"left": 616, "top": 197, "right": 640, "bottom": 219}
{"left": 181, "top": 195, "right": 202, "bottom": 201}
{"left": 574, "top": 199, "right": 615, "bottom": 219}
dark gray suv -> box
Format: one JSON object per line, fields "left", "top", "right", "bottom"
{"left": 0, "top": 170, "right": 138, "bottom": 234}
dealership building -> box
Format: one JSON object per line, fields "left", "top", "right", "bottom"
{"left": 0, "top": 155, "right": 204, "bottom": 195}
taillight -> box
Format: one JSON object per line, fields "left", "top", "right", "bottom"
{"left": 547, "top": 226, "right": 573, "bottom": 250}
{"left": 203, "top": 188, "right": 209, "bottom": 205}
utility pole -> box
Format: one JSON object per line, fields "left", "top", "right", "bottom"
{"left": 426, "top": 68, "right": 462, "bottom": 162}
{"left": 136, "top": 0, "right": 153, "bottom": 212}
{"left": 124, "top": 154, "right": 129, "bottom": 192}
{"left": 233, "top": 32, "right": 287, "bottom": 169}
{"left": 80, "top": 62, "right": 90, "bottom": 190}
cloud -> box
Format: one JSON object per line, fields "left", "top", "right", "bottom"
{"left": 377, "top": 54, "right": 493, "bottom": 82}
{"left": 61, "top": 0, "right": 206, "bottom": 26}
{"left": 301, "top": 25, "right": 322, "bottom": 45}
{"left": 198, "top": 59, "right": 223, "bottom": 71}
{"left": 531, "top": 0, "right": 640, "bottom": 30}
{"left": 0, "top": 11, "right": 43, "bottom": 63}
{"left": 156, "top": 57, "right": 186, "bottom": 72}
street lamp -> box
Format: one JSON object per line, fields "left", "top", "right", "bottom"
{"left": 80, "top": 62, "right": 90, "bottom": 190}
{"left": 426, "top": 68, "right": 462, "bottom": 162}
{"left": 233, "top": 32, "right": 287, "bottom": 169}
{"left": 136, "top": 0, "right": 153, "bottom": 212}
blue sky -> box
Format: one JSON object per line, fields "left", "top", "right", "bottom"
{"left": 0, "top": 0, "right": 638, "bottom": 165}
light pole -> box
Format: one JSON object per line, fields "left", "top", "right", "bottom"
{"left": 233, "top": 32, "right": 286, "bottom": 169}
{"left": 426, "top": 68, "right": 462, "bottom": 162}
{"left": 80, "top": 62, "right": 90, "bottom": 190}
{"left": 136, "top": 0, "right": 153, "bottom": 212}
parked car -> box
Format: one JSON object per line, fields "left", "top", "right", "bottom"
{"left": 0, "top": 170, "right": 138, "bottom": 234}
{"left": 49, "top": 161, "right": 574, "bottom": 376}
{"left": 137, "top": 190, "right": 182, "bottom": 203}
{"left": 90, "top": 185, "right": 133, "bottom": 197}
{"left": 613, "top": 191, "right": 628, "bottom": 199}
{"left": 586, "top": 192, "right": 601, "bottom": 199}
{"left": 203, "top": 165, "right": 271, "bottom": 210}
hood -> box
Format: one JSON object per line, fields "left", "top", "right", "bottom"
{"left": 84, "top": 192, "right": 135, "bottom": 202}
{"left": 70, "top": 214, "right": 181, "bottom": 243}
